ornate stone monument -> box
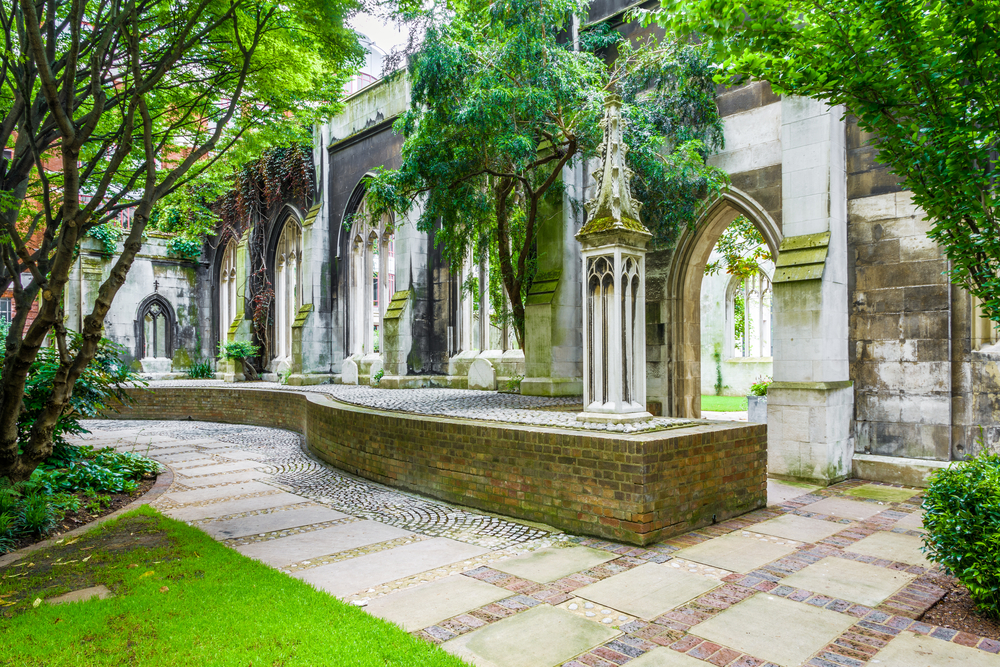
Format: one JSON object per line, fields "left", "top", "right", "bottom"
{"left": 577, "top": 96, "right": 653, "bottom": 424}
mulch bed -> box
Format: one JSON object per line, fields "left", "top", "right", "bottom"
{"left": 920, "top": 572, "right": 1000, "bottom": 641}
{"left": 5, "top": 475, "right": 157, "bottom": 554}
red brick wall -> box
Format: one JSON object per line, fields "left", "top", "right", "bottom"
{"left": 112, "top": 387, "right": 767, "bottom": 545}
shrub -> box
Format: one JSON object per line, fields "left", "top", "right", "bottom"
{"left": 749, "top": 375, "right": 772, "bottom": 397}
{"left": 923, "top": 451, "right": 1000, "bottom": 618}
{"left": 0, "top": 511, "right": 16, "bottom": 552}
{"left": 218, "top": 340, "right": 260, "bottom": 360}
{"left": 35, "top": 448, "right": 159, "bottom": 495}
{"left": 17, "top": 494, "right": 57, "bottom": 534}
{"left": 187, "top": 361, "right": 214, "bottom": 379}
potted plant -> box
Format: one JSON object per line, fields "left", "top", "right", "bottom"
{"left": 217, "top": 340, "right": 260, "bottom": 382}
{"left": 748, "top": 375, "right": 771, "bottom": 423}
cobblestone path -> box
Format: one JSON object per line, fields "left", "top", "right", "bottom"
{"left": 70, "top": 419, "right": 999, "bottom": 667}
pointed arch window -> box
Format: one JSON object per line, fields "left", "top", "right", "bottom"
{"left": 273, "top": 219, "right": 302, "bottom": 364}
{"left": 348, "top": 197, "right": 394, "bottom": 356}
{"left": 137, "top": 296, "right": 174, "bottom": 360}
{"left": 219, "top": 239, "right": 238, "bottom": 344}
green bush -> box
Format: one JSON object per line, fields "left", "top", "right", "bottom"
{"left": 17, "top": 494, "right": 57, "bottom": 535}
{"left": 218, "top": 340, "right": 260, "bottom": 360}
{"left": 187, "top": 360, "right": 214, "bottom": 379}
{"left": 923, "top": 451, "right": 1000, "bottom": 618}
{"left": 0, "top": 511, "right": 16, "bottom": 552}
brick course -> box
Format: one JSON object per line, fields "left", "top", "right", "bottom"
{"left": 110, "top": 387, "right": 767, "bottom": 545}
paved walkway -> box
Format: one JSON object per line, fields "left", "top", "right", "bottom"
{"left": 78, "top": 419, "right": 999, "bottom": 667}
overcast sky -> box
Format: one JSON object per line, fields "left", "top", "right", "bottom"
{"left": 349, "top": 13, "right": 411, "bottom": 54}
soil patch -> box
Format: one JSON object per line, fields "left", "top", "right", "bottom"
{"left": 6, "top": 475, "right": 157, "bottom": 554}
{"left": 920, "top": 572, "right": 1000, "bottom": 640}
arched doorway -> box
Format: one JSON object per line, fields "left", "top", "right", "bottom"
{"left": 218, "top": 237, "right": 238, "bottom": 345}
{"left": 345, "top": 191, "right": 394, "bottom": 359}
{"left": 662, "top": 187, "right": 782, "bottom": 418}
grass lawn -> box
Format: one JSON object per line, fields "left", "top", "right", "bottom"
{"left": 0, "top": 506, "right": 470, "bottom": 667}
{"left": 701, "top": 395, "right": 748, "bottom": 412}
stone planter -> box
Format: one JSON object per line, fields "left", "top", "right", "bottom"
{"left": 222, "top": 358, "right": 245, "bottom": 383}
{"left": 748, "top": 394, "right": 767, "bottom": 423}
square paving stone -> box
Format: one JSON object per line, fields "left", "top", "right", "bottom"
{"left": 768, "top": 479, "right": 820, "bottom": 505}
{"left": 674, "top": 533, "right": 798, "bottom": 573}
{"left": 164, "top": 492, "right": 306, "bottom": 521}
{"left": 162, "top": 481, "right": 277, "bottom": 506}
{"left": 626, "top": 648, "right": 716, "bottom": 667}
{"left": 896, "top": 510, "right": 926, "bottom": 532}
{"left": 803, "top": 496, "right": 885, "bottom": 521}
{"left": 845, "top": 531, "right": 933, "bottom": 567}
{"left": 693, "top": 593, "right": 855, "bottom": 667}
{"left": 176, "top": 470, "right": 271, "bottom": 487}
{"left": 296, "top": 537, "right": 490, "bottom": 598}
{"left": 442, "top": 604, "right": 618, "bottom": 667}
{"left": 574, "top": 562, "right": 719, "bottom": 620}
{"left": 752, "top": 513, "right": 848, "bottom": 543}
{"left": 364, "top": 575, "right": 509, "bottom": 631}
{"left": 491, "top": 546, "right": 616, "bottom": 583}
{"left": 201, "top": 506, "right": 349, "bottom": 540}
{"left": 870, "top": 630, "right": 991, "bottom": 666}
{"left": 780, "top": 556, "right": 915, "bottom": 606}
{"left": 844, "top": 484, "right": 920, "bottom": 503}
{"left": 238, "top": 520, "right": 411, "bottom": 568}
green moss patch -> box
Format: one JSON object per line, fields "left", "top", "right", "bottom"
{"left": 844, "top": 484, "right": 920, "bottom": 503}
{"left": 701, "top": 395, "right": 748, "bottom": 412}
{"left": 0, "top": 506, "right": 470, "bottom": 667}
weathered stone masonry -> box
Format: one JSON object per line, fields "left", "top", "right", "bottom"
{"left": 110, "top": 387, "right": 766, "bottom": 545}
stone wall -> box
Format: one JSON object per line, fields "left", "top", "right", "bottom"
{"left": 109, "top": 386, "right": 767, "bottom": 545}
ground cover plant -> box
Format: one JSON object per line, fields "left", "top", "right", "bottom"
{"left": 0, "top": 506, "right": 471, "bottom": 667}
{"left": 700, "top": 395, "right": 747, "bottom": 412}
{"left": 922, "top": 451, "right": 1000, "bottom": 619}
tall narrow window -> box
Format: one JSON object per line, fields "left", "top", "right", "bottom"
{"left": 219, "top": 239, "right": 238, "bottom": 344}
{"left": 137, "top": 296, "right": 174, "bottom": 360}
{"left": 272, "top": 219, "right": 302, "bottom": 365}
{"left": 348, "top": 197, "right": 393, "bottom": 356}
{"left": 0, "top": 297, "right": 11, "bottom": 323}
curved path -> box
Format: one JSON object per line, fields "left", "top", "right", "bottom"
{"left": 75, "top": 418, "right": 998, "bottom": 667}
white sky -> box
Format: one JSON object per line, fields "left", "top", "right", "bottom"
{"left": 349, "top": 13, "right": 410, "bottom": 54}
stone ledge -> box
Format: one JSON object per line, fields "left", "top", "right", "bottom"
{"left": 852, "top": 453, "right": 951, "bottom": 488}
{"left": 103, "top": 386, "right": 767, "bottom": 546}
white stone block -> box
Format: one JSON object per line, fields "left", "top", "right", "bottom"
{"left": 468, "top": 358, "right": 496, "bottom": 391}
{"left": 368, "top": 358, "right": 384, "bottom": 386}
{"left": 141, "top": 357, "right": 172, "bottom": 374}
{"left": 341, "top": 359, "right": 358, "bottom": 385}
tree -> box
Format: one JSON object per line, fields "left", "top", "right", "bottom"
{"left": 649, "top": 0, "right": 1000, "bottom": 323}
{"left": 704, "top": 216, "right": 773, "bottom": 281}
{"left": 365, "top": 0, "right": 725, "bottom": 348}
{"left": 0, "top": 0, "right": 362, "bottom": 481}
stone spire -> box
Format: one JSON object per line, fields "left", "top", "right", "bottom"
{"left": 580, "top": 95, "right": 649, "bottom": 236}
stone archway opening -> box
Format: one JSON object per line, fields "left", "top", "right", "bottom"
{"left": 661, "top": 187, "right": 782, "bottom": 419}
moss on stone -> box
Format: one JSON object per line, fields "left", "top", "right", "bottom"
{"left": 578, "top": 216, "right": 647, "bottom": 235}
{"left": 172, "top": 348, "right": 192, "bottom": 370}
{"left": 844, "top": 484, "right": 919, "bottom": 503}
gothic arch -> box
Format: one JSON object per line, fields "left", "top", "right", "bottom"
{"left": 216, "top": 234, "right": 240, "bottom": 347}
{"left": 662, "top": 187, "right": 782, "bottom": 417}
{"left": 268, "top": 212, "right": 303, "bottom": 368}
{"left": 134, "top": 294, "right": 176, "bottom": 360}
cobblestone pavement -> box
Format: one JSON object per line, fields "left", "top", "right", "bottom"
{"left": 74, "top": 419, "right": 1000, "bottom": 667}
{"left": 144, "top": 379, "right": 697, "bottom": 433}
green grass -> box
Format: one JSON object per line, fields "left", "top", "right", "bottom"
{"left": 0, "top": 506, "right": 470, "bottom": 667}
{"left": 701, "top": 395, "right": 748, "bottom": 412}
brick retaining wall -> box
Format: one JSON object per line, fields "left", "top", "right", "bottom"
{"left": 111, "top": 387, "right": 767, "bottom": 545}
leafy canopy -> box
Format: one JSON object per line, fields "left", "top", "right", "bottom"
{"left": 366, "top": 0, "right": 725, "bottom": 347}
{"left": 648, "top": 0, "right": 1000, "bottom": 323}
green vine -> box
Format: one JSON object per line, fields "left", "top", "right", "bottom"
{"left": 86, "top": 223, "right": 123, "bottom": 255}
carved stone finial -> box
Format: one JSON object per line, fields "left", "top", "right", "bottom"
{"left": 579, "top": 95, "right": 649, "bottom": 238}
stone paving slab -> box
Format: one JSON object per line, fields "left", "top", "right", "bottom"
{"left": 870, "top": 630, "right": 996, "bottom": 666}
{"left": 674, "top": 533, "right": 798, "bottom": 573}
{"left": 896, "top": 509, "right": 926, "bottom": 531}
{"left": 214, "top": 450, "right": 267, "bottom": 461}
{"left": 767, "top": 479, "right": 820, "bottom": 505}
{"left": 163, "top": 481, "right": 285, "bottom": 506}
{"left": 238, "top": 520, "right": 412, "bottom": 568}
{"left": 574, "top": 562, "right": 719, "bottom": 620}
{"left": 845, "top": 483, "right": 921, "bottom": 503}
{"left": 166, "top": 458, "right": 228, "bottom": 471}
{"left": 163, "top": 492, "right": 306, "bottom": 522}
{"left": 296, "top": 537, "right": 490, "bottom": 598}
{"left": 845, "top": 531, "right": 933, "bottom": 567}
{"left": 626, "top": 648, "right": 717, "bottom": 667}
{"left": 492, "top": 546, "right": 616, "bottom": 583}
{"left": 751, "top": 513, "right": 848, "bottom": 543}
{"left": 693, "top": 593, "right": 855, "bottom": 667}
{"left": 156, "top": 451, "right": 210, "bottom": 463}
{"left": 45, "top": 585, "right": 113, "bottom": 605}
{"left": 201, "top": 506, "right": 349, "bottom": 540}
{"left": 442, "top": 604, "right": 619, "bottom": 667}
{"left": 364, "top": 575, "right": 509, "bottom": 632}
{"left": 173, "top": 461, "right": 266, "bottom": 477}
{"left": 802, "top": 496, "right": 886, "bottom": 521}
{"left": 780, "top": 556, "right": 915, "bottom": 606}
{"left": 174, "top": 470, "right": 272, "bottom": 487}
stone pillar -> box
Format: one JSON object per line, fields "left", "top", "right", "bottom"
{"left": 576, "top": 96, "right": 653, "bottom": 424}
{"left": 768, "top": 96, "right": 853, "bottom": 484}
